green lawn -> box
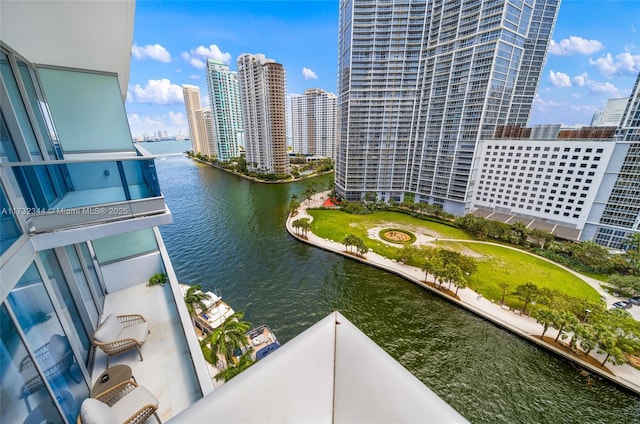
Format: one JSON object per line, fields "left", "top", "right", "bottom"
{"left": 434, "top": 241, "right": 601, "bottom": 308}
{"left": 307, "top": 209, "right": 473, "bottom": 261}
{"left": 307, "top": 209, "right": 601, "bottom": 309}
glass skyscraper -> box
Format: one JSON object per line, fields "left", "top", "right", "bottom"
{"left": 336, "top": 0, "right": 560, "bottom": 215}
{"left": 591, "top": 72, "right": 640, "bottom": 248}
{"left": 206, "top": 60, "right": 244, "bottom": 162}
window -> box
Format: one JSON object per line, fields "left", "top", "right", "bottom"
{"left": 92, "top": 229, "right": 158, "bottom": 264}
{"left": 38, "top": 68, "right": 134, "bottom": 153}
{"left": 0, "top": 185, "right": 22, "bottom": 254}
{"left": 6, "top": 263, "right": 90, "bottom": 421}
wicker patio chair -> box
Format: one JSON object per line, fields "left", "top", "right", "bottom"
{"left": 78, "top": 380, "right": 161, "bottom": 424}
{"left": 92, "top": 314, "right": 150, "bottom": 368}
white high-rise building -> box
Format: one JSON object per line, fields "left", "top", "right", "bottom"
{"left": 290, "top": 89, "right": 338, "bottom": 159}
{"left": 336, "top": 0, "right": 560, "bottom": 215}
{"left": 206, "top": 60, "right": 244, "bottom": 162}
{"left": 237, "top": 53, "right": 289, "bottom": 175}
{"left": 592, "top": 97, "right": 629, "bottom": 127}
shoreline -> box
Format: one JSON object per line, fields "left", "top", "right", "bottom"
{"left": 285, "top": 191, "right": 640, "bottom": 397}
{"left": 188, "top": 155, "right": 334, "bottom": 184}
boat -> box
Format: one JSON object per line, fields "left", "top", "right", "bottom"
{"left": 245, "top": 325, "right": 280, "bottom": 361}
{"left": 180, "top": 284, "right": 236, "bottom": 336}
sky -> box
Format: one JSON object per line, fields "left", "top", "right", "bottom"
{"left": 125, "top": 0, "right": 640, "bottom": 137}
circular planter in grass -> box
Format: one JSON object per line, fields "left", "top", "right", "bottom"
{"left": 379, "top": 228, "right": 416, "bottom": 244}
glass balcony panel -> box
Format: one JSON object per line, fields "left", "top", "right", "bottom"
{"left": 6, "top": 158, "right": 162, "bottom": 212}
{"left": 0, "top": 185, "right": 21, "bottom": 254}
{"left": 7, "top": 263, "right": 90, "bottom": 422}
{"left": 92, "top": 228, "right": 159, "bottom": 264}
{"left": 121, "top": 159, "right": 161, "bottom": 200}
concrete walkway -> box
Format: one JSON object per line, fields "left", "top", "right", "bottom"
{"left": 286, "top": 191, "right": 640, "bottom": 395}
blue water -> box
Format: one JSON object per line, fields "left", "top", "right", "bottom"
{"left": 142, "top": 140, "right": 640, "bottom": 423}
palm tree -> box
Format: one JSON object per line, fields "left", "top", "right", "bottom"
{"left": 207, "top": 312, "right": 252, "bottom": 369}
{"left": 292, "top": 218, "right": 311, "bottom": 238}
{"left": 184, "top": 285, "right": 211, "bottom": 327}
{"left": 214, "top": 349, "right": 255, "bottom": 382}
{"left": 342, "top": 234, "right": 359, "bottom": 254}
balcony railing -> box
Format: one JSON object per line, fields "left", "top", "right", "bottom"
{"left": 1, "top": 156, "right": 166, "bottom": 232}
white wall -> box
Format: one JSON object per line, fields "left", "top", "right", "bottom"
{"left": 100, "top": 252, "right": 164, "bottom": 293}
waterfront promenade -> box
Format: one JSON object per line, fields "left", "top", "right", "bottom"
{"left": 286, "top": 191, "right": 640, "bottom": 396}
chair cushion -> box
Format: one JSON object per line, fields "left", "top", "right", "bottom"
{"left": 120, "top": 321, "right": 149, "bottom": 344}
{"left": 110, "top": 386, "right": 158, "bottom": 423}
{"left": 80, "top": 398, "right": 118, "bottom": 424}
{"left": 93, "top": 314, "right": 123, "bottom": 343}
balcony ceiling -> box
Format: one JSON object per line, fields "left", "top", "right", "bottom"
{"left": 0, "top": 0, "right": 135, "bottom": 98}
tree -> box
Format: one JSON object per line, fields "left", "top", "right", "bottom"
{"left": 184, "top": 285, "right": 211, "bottom": 328}
{"left": 551, "top": 310, "right": 580, "bottom": 343}
{"left": 513, "top": 282, "right": 540, "bottom": 315}
{"left": 342, "top": 234, "right": 360, "bottom": 254}
{"left": 530, "top": 228, "right": 554, "bottom": 249}
{"left": 355, "top": 237, "right": 368, "bottom": 257}
{"left": 533, "top": 308, "right": 557, "bottom": 338}
{"left": 299, "top": 219, "right": 311, "bottom": 238}
{"left": 206, "top": 312, "right": 252, "bottom": 369}
{"left": 341, "top": 234, "right": 367, "bottom": 256}
{"left": 442, "top": 263, "right": 464, "bottom": 292}
{"left": 292, "top": 218, "right": 311, "bottom": 238}
{"left": 576, "top": 324, "right": 598, "bottom": 355}
{"left": 498, "top": 283, "right": 509, "bottom": 305}
{"left": 421, "top": 248, "right": 441, "bottom": 283}
{"left": 303, "top": 184, "right": 316, "bottom": 205}
{"left": 598, "top": 332, "right": 626, "bottom": 366}
{"left": 570, "top": 241, "right": 612, "bottom": 274}
{"left": 607, "top": 274, "right": 640, "bottom": 296}
{"left": 288, "top": 195, "right": 301, "bottom": 216}
{"left": 214, "top": 349, "right": 255, "bottom": 382}
{"left": 511, "top": 221, "right": 530, "bottom": 246}
{"left": 399, "top": 245, "right": 420, "bottom": 264}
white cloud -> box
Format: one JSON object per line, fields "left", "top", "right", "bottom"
{"left": 127, "top": 79, "right": 184, "bottom": 105}
{"left": 302, "top": 67, "right": 318, "bottom": 80}
{"left": 131, "top": 43, "right": 171, "bottom": 63}
{"left": 182, "top": 44, "right": 231, "bottom": 68}
{"left": 571, "top": 72, "right": 622, "bottom": 95}
{"left": 589, "top": 51, "right": 640, "bottom": 77}
{"left": 549, "top": 70, "right": 572, "bottom": 87}
{"left": 572, "top": 72, "right": 589, "bottom": 87}
{"left": 189, "top": 74, "right": 201, "bottom": 80}
{"left": 533, "top": 95, "right": 564, "bottom": 111}
{"left": 548, "top": 36, "right": 604, "bottom": 56}
{"left": 128, "top": 112, "right": 187, "bottom": 137}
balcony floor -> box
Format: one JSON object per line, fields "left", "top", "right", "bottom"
{"left": 91, "top": 282, "right": 202, "bottom": 422}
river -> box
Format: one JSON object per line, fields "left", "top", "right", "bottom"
{"left": 142, "top": 140, "right": 640, "bottom": 423}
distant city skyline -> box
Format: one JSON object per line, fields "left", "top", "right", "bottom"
{"left": 125, "top": 1, "right": 640, "bottom": 137}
